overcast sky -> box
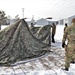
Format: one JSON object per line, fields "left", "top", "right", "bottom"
{"left": 0, "top": 0, "right": 75, "bottom": 19}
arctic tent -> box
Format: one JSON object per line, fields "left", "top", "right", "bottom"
{"left": 0, "top": 19, "right": 50, "bottom": 66}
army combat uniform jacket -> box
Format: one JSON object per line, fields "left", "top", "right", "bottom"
{"left": 62, "top": 22, "right": 75, "bottom": 69}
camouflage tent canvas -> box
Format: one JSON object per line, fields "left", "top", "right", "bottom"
{"left": 0, "top": 19, "right": 50, "bottom": 66}
{"left": 30, "top": 25, "right": 51, "bottom": 45}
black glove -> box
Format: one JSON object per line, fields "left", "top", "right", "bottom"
{"left": 62, "top": 42, "right": 65, "bottom": 48}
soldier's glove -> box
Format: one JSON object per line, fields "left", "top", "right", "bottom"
{"left": 62, "top": 42, "right": 65, "bottom": 48}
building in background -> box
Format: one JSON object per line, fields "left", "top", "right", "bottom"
{"left": 59, "top": 19, "right": 64, "bottom": 25}
{"left": 64, "top": 15, "right": 75, "bottom": 25}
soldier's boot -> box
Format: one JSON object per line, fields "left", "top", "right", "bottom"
{"left": 71, "top": 59, "right": 75, "bottom": 63}
{"left": 62, "top": 67, "right": 69, "bottom": 71}
{"left": 52, "top": 39, "right": 55, "bottom": 43}
{"left": 52, "top": 37, "right": 55, "bottom": 43}
{"left": 52, "top": 34, "right": 55, "bottom": 43}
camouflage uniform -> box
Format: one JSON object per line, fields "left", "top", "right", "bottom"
{"left": 64, "top": 23, "right": 68, "bottom": 32}
{"left": 30, "top": 23, "right": 34, "bottom": 29}
{"left": 62, "top": 22, "right": 75, "bottom": 69}
{"left": 52, "top": 23, "right": 56, "bottom": 43}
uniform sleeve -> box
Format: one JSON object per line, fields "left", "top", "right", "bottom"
{"left": 62, "top": 28, "right": 68, "bottom": 43}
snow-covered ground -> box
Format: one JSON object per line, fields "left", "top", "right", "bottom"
{"left": 0, "top": 25, "right": 75, "bottom": 75}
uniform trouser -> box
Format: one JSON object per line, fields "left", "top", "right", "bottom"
{"left": 52, "top": 34, "right": 55, "bottom": 43}
{"left": 65, "top": 51, "right": 75, "bottom": 69}
{"left": 65, "top": 54, "right": 71, "bottom": 69}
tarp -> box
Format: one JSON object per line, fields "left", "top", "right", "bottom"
{"left": 0, "top": 19, "right": 50, "bottom": 66}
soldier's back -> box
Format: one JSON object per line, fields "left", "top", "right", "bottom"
{"left": 67, "top": 23, "right": 75, "bottom": 46}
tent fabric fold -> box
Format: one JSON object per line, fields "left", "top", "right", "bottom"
{"left": 30, "top": 25, "right": 51, "bottom": 45}
{"left": 0, "top": 19, "right": 50, "bottom": 66}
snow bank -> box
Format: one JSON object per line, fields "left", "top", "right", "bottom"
{"left": 1, "top": 25, "right": 8, "bottom": 30}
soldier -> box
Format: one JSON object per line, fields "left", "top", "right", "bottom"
{"left": 30, "top": 23, "right": 34, "bottom": 29}
{"left": 52, "top": 23, "right": 56, "bottom": 43}
{"left": 62, "top": 18, "right": 75, "bottom": 71}
{"left": 64, "top": 23, "right": 68, "bottom": 32}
